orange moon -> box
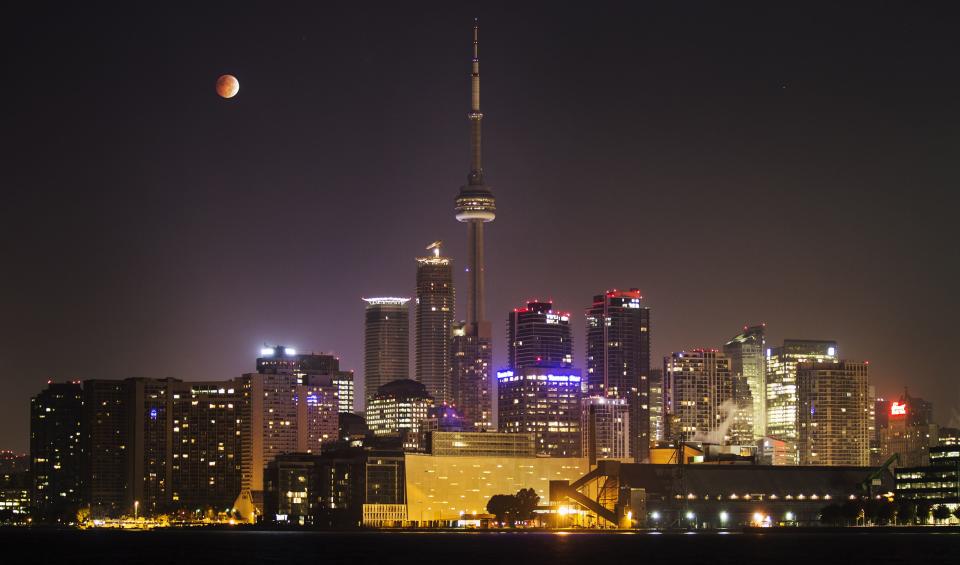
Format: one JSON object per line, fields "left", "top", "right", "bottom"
{"left": 216, "top": 75, "right": 239, "bottom": 98}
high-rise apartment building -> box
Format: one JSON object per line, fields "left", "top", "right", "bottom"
{"left": 298, "top": 352, "right": 355, "bottom": 414}
{"left": 582, "top": 396, "right": 630, "bottom": 462}
{"left": 450, "top": 322, "right": 492, "bottom": 430}
{"left": 169, "top": 382, "right": 244, "bottom": 512}
{"left": 82, "top": 380, "right": 128, "bottom": 519}
{"left": 238, "top": 369, "right": 299, "bottom": 500}
{"left": 664, "top": 350, "right": 735, "bottom": 444}
{"left": 30, "top": 381, "right": 83, "bottom": 523}
{"left": 125, "top": 377, "right": 177, "bottom": 516}
{"left": 508, "top": 300, "right": 573, "bottom": 369}
{"left": 497, "top": 367, "right": 582, "bottom": 457}
{"left": 415, "top": 242, "right": 455, "bottom": 405}
{"left": 765, "top": 339, "right": 838, "bottom": 463}
{"left": 723, "top": 324, "right": 766, "bottom": 439}
{"left": 796, "top": 361, "right": 871, "bottom": 466}
{"left": 585, "top": 289, "right": 651, "bottom": 461}
{"left": 363, "top": 298, "right": 411, "bottom": 409}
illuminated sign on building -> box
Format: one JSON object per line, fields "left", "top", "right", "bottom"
{"left": 891, "top": 401, "right": 907, "bottom": 416}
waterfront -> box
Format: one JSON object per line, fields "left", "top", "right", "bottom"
{"left": 5, "top": 529, "right": 959, "bottom": 565}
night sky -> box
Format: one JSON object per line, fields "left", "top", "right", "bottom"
{"left": 3, "top": 2, "right": 959, "bottom": 451}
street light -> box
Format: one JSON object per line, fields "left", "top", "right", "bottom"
{"left": 134, "top": 500, "right": 139, "bottom": 520}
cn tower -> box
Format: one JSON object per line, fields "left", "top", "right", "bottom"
{"left": 455, "top": 20, "right": 495, "bottom": 335}
{"left": 451, "top": 20, "right": 495, "bottom": 430}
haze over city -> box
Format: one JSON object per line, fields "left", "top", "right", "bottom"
{"left": 3, "top": 1, "right": 959, "bottom": 456}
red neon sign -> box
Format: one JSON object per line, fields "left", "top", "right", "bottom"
{"left": 891, "top": 402, "right": 907, "bottom": 416}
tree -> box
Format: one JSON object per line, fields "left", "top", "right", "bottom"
{"left": 486, "top": 494, "right": 516, "bottom": 526}
{"left": 875, "top": 501, "right": 896, "bottom": 525}
{"left": 840, "top": 500, "right": 862, "bottom": 526}
{"left": 819, "top": 504, "right": 841, "bottom": 525}
{"left": 514, "top": 488, "right": 541, "bottom": 524}
{"left": 932, "top": 505, "right": 952, "bottom": 523}
{"left": 897, "top": 502, "right": 916, "bottom": 525}
{"left": 75, "top": 506, "right": 91, "bottom": 526}
{"left": 916, "top": 501, "right": 932, "bottom": 524}
{"left": 953, "top": 506, "right": 960, "bottom": 522}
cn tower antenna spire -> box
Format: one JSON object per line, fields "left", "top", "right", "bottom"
{"left": 469, "top": 18, "right": 483, "bottom": 185}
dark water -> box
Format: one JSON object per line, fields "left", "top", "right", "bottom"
{"left": 5, "top": 529, "right": 959, "bottom": 564}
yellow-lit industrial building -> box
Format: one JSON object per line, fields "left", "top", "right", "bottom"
{"left": 404, "top": 454, "right": 587, "bottom": 521}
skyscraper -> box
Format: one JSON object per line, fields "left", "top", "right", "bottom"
{"left": 82, "top": 379, "right": 128, "bottom": 519}
{"left": 663, "top": 350, "right": 735, "bottom": 444}
{"left": 299, "top": 353, "right": 355, "bottom": 414}
{"left": 125, "top": 377, "right": 177, "bottom": 517}
{"left": 451, "top": 322, "right": 492, "bottom": 430}
{"left": 415, "top": 241, "right": 455, "bottom": 405}
{"left": 585, "top": 289, "right": 651, "bottom": 461}
{"left": 508, "top": 300, "right": 573, "bottom": 369}
{"left": 30, "top": 381, "right": 83, "bottom": 523}
{"left": 363, "top": 297, "right": 410, "bottom": 409}
{"left": 582, "top": 396, "right": 630, "bottom": 462}
{"left": 497, "top": 367, "right": 582, "bottom": 457}
{"left": 723, "top": 324, "right": 766, "bottom": 439}
{"left": 169, "top": 381, "right": 244, "bottom": 512}
{"left": 797, "top": 360, "right": 871, "bottom": 466}
{"left": 765, "top": 339, "right": 838, "bottom": 464}
{"left": 452, "top": 21, "right": 495, "bottom": 430}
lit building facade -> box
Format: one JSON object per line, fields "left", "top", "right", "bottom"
{"left": 585, "top": 289, "right": 650, "bottom": 461}
{"left": 366, "top": 379, "right": 433, "bottom": 450}
{"left": 508, "top": 300, "right": 572, "bottom": 369}
{"left": 299, "top": 353, "right": 355, "bottom": 414}
{"left": 169, "top": 382, "right": 244, "bottom": 512}
{"left": 405, "top": 453, "right": 587, "bottom": 522}
{"left": 664, "top": 350, "right": 735, "bottom": 444}
{"left": 450, "top": 322, "right": 492, "bottom": 430}
{"left": 649, "top": 369, "right": 664, "bottom": 442}
{"left": 238, "top": 369, "right": 299, "bottom": 499}
{"left": 125, "top": 377, "right": 176, "bottom": 516}
{"left": 724, "top": 324, "right": 766, "bottom": 439}
{"left": 0, "top": 467, "right": 30, "bottom": 522}
{"left": 363, "top": 298, "right": 411, "bottom": 409}
{"left": 428, "top": 431, "right": 536, "bottom": 457}
{"left": 582, "top": 396, "right": 630, "bottom": 462}
{"left": 81, "top": 379, "right": 129, "bottom": 519}
{"left": 895, "top": 445, "right": 960, "bottom": 507}
{"left": 263, "top": 453, "right": 323, "bottom": 526}
{"left": 497, "top": 367, "right": 582, "bottom": 457}
{"left": 415, "top": 242, "right": 455, "bottom": 405}
{"left": 730, "top": 374, "right": 755, "bottom": 445}
{"left": 796, "top": 361, "right": 870, "bottom": 467}
{"left": 298, "top": 384, "right": 339, "bottom": 454}
{"left": 878, "top": 391, "right": 938, "bottom": 468}
{"left": 765, "top": 339, "right": 838, "bottom": 464}
{"left": 30, "top": 381, "right": 83, "bottom": 523}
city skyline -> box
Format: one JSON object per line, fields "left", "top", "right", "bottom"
{"left": 4, "top": 3, "right": 960, "bottom": 453}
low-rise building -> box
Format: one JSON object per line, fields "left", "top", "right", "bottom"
{"left": 428, "top": 431, "right": 536, "bottom": 457}
{"left": 895, "top": 444, "right": 960, "bottom": 507}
